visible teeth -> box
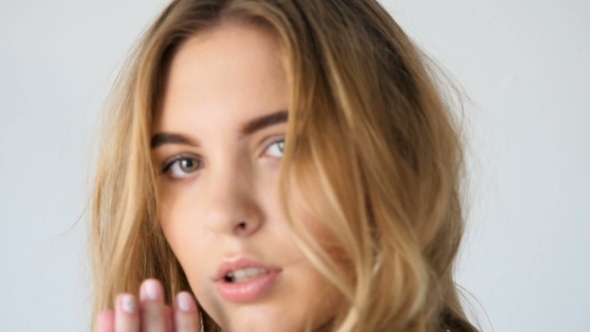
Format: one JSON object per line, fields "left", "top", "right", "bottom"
{"left": 226, "top": 267, "right": 269, "bottom": 283}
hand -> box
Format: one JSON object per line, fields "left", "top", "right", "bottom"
{"left": 96, "top": 279, "right": 202, "bottom": 332}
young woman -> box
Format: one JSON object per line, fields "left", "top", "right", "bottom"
{"left": 91, "top": 0, "right": 478, "bottom": 331}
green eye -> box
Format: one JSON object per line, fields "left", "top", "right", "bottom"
{"left": 179, "top": 159, "right": 199, "bottom": 173}
{"left": 164, "top": 156, "right": 202, "bottom": 179}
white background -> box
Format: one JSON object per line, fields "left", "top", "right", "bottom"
{"left": 1, "top": 0, "right": 588, "bottom": 331}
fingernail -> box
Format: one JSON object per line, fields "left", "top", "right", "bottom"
{"left": 141, "top": 279, "right": 161, "bottom": 301}
{"left": 121, "top": 294, "right": 136, "bottom": 313}
{"left": 177, "top": 292, "right": 194, "bottom": 312}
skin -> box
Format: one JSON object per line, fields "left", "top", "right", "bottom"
{"left": 98, "top": 22, "right": 342, "bottom": 331}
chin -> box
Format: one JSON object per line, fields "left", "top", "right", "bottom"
{"left": 213, "top": 304, "right": 329, "bottom": 332}
{"left": 227, "top": 318, "right": 296, "bottom": 332}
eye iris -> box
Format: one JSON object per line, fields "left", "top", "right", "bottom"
{"left": 278, "top": 141, "right": 284, "bottom": 153}
{"left": 180, "top": 159, "right": 198, "bottom": 173}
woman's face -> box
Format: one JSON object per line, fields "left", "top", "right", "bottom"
{"left": 151, "top": 23, "right": 340, "bottom": 331}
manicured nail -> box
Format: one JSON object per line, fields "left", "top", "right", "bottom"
{"left": 177, "top": 292, "right": 194, "bottom": 312}
{"left": 141, "top": 279, "right": 161, "bottom": 301}
{"left": 121, "top": 294, "right": 136, "bottom": 313}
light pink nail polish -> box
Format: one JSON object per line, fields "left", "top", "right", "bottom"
{"left": 177, "top": 292, "right": 194, "bottom": 312}
{"left": 121, "top": 294, "right": 135, "bottom": 313}
{"left": 142, "top": 279, "right": 160, "bottom": 301}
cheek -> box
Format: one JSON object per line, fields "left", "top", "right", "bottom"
{"left": 158, "top": 196, "right": 209, "bottom": 277}
{"left": 290, "top": 191, "right": 341, "bottom": 257}
{"left": 157, "top": 191, "right": 224, "bottom": 307}
{"left": 158, "top": 181, "right": 202, "bottom": 245}
{"left": 160, "top": 206, "right": 219, "bottom": 307}
{"left": 291, "top": 192, "right": 352, "bottom": 292}
{"left": 159, "top": 196, "right": 189, "bottom": 254}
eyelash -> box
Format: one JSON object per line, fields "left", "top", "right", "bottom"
{"left": 160, "top": 137, "right": 285, "bottom": 178}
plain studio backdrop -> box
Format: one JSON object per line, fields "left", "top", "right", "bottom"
{"left": 1, "top": 0, "right": 588, "bottom": 331}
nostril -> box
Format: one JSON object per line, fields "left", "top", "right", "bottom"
{"left": 234, "top": 222, "right": 248, "bottom": 235}
{"left": 233, "top": 220, "right": 258, "bottom": 236}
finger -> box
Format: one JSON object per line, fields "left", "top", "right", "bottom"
{"left": 174, "top": 292, "right": 201, "bottom": 332}
{"left": 164, "top": 306, "right": 174, "bottom": 332}
{"left": 139, "top": 279, "right": 167, "bottom": 332}
{"left": 115, "top": 294, "right": 140, "bottom": 332}
{"left": 97, "top": 309, "right": 115, "bottom": 332}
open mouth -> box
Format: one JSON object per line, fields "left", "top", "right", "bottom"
{"left": 215, "top": 257, "right": 282, "bottom": 302}
{"left": 224, "top": 267, "right": 271, "bottom": 283}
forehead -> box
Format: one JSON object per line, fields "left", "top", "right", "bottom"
{"left": 155, "top": 22, "right": 288, "bottom": 133}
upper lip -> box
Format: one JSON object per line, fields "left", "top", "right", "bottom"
{"left": 214, "top": 256, "right": 281, "bottom": 282}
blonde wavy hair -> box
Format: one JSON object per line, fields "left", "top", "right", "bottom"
{"left": 91, "top": 0, "right": 478, "bottom": 331}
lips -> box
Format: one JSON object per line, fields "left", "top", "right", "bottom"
{"left": 214, "top": 257, "right": 282, "bottom": 303}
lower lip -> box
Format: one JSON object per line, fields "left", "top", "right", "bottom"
{"left": 216, "top": 270, "right": 281, "bottom": 303}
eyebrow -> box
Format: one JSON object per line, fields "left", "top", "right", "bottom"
{"left": 150, "top": 110, "right": 288, "bottom": 149}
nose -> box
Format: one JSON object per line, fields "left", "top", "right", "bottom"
{"left": 203, "top": 164, "right": 263, "bottom": 237}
